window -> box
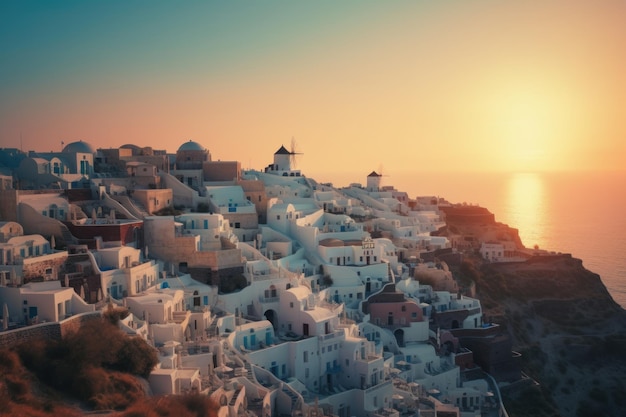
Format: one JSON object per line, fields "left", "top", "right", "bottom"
{"left": 235, "top": 222, "right": 240, "bottom": 228}
{"left": 305, "top": 368, "right": 309, "bottom": 377}
{"left": 401, "top": 305, "right": 406, "bottom": 312}
{"left": 304, "top": 352, "right": 308, "bottom": 362}
{"left": 45, "top": 268, "right": 52, "bottom": 275}
{"left": 290, "top": 302, "right": 294, "bottom": 308}
{"left": 277, "top": 215, "right": 281, "bottom": 220}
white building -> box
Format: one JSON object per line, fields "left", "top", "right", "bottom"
{"left": 0, "top": 281, "right": 94, "bottom": 326}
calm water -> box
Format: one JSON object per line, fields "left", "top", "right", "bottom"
{"left": 320, "top": 170, "right": 626, "bottom": 309}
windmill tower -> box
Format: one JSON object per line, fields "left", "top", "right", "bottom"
{"left": 273, "top": 145, "right": 292, "bottom": 171}
{"left": 367, "top": 164, "right": 388, "bottom": 191}
{"left": 272, "top": 138, "right": 303, "bottom": 172}
{"left": 366, "top": 170, "right": 383, "bottom": 191}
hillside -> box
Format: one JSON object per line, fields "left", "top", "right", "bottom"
{"left": 446, "top": 206, "right": 626, "bottom": 417}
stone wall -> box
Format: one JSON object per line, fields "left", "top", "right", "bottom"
{"left": 22, "top": 252, "right": 69, "bottom": 284}
{"left": 0, "top": 189, "right": 18, "bottom": 221}
{"left": 0, "top": 311, "right": 101, "bottom": 349}
{"left": 203, "top": 160, "right": 240, "bottom": 182}
{"left": 239, "top": 179, "right": 268, "bottom": 224}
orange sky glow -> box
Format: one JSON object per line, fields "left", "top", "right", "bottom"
{"left": 1, "top": 0, "right": 624, "bottom": 182}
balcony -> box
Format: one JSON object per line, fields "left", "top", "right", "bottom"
{"left": 318, "top": 331, "right": 342, "bottom": 342}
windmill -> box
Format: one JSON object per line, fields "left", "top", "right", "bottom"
{"left": 378, "top": 163, "right": 390, "bottom": 187}
{"left": 378, "top": 163, "right": 390, "bottom": 179}
{"left": 289, "top": 137, "right": 303, "bottom": 169}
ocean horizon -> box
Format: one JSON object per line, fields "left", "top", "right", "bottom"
{"left": 309, "top": 169, "right": 626, "bottom": 309}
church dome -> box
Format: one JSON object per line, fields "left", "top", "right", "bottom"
{"left": 177, "top": 140, "right": 205, "bottom": 152}
{"left": 62, "top": 140, "right": 95, "bottom": 154}
{"left": 120, "top": 144, "right": 142, "bottom": 151}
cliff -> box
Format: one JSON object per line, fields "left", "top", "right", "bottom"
{"left": 444, "top": 207, "right": 626, "bottom": 417}
{"left": 438, "top": 205, "right": 525, "bottom": 250}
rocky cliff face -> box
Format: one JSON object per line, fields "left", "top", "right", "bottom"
{"left": 477, "top": 256, "right": 626, "bottom": 417}
{"left": 443, "top": 206, "right": 626, "bottom": 417}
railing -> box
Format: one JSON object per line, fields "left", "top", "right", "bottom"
{"left": 365, "top": 379, "right": 392, "bottom": 393}
{"left": 318, "top": 332, "right": 339, "bottom": 342}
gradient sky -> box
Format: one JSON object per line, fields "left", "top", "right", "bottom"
{"left": 1, "top": 0, "right": 625, "bottom": 181}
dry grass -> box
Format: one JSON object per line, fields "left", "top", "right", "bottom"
{"left": 1, "top": 316, "right": 159, "bottom": 415}
{"left": 118, "top": 395, "right": 219, "bottom": 417}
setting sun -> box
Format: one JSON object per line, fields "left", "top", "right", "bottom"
{"left": 1, "top": 0, "right": 625, "bottom": 176}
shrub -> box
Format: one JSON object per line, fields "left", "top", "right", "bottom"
{"left": 196, "top": 202, "right": 210, "bottom": 213}
{"left": 114, "top": 336, "right": 159, "bottom": 378}
{"left": 323, "top": 275, "right": 333, "bottom": 286}
{"left": 120, "top": 394, "right": 219, "bottom": 417}
{"left": 17, "top": 317, "right": 157, "bottom": 405}
{"left": 103, "top": 305, "right": 131, "bottom": 324}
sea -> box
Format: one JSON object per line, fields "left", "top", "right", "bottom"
{"left": 317, "top": 170, "right": 626, "bottom": 309}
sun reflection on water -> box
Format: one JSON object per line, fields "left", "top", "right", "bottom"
{"left": 505, "top": 173, "right": 547, "bottom": 249}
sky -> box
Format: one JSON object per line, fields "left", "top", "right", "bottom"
{"left": 1, "top": 0, "right": 625, "bottom": 183}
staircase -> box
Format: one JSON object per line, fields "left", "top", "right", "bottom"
{"left": 229, "top": 386, "right": 243, "bottom": 406}
{"left": 207, "top": 317, "right": 219, "bottom": 338}
{"left": 111, "top": 195, "right": 150, "bottom": 219}
{"left": 281, "top": 385, "right": 301, "bottom": 411}
{"left": 244, "top": 362, "right": 255, "bottom": 381}
{"left": 60, "top": 224, "right": 77, "bottom": 245}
